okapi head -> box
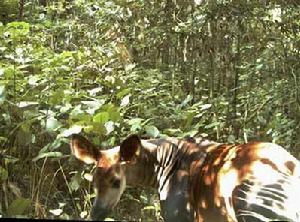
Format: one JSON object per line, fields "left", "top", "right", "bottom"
{"left": 70, "top": 134, "right": 142, "bottom": 220}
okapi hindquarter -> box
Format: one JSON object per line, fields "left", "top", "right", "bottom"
{"left": 70, "top": 134, "right": 300, "bottom": 222}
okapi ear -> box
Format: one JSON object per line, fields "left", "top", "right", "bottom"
{"left": 70, "top": 134, "right": 100, "bottom": 164}
{"left": 119, "top": 134, "right": 141, "bottom": 162}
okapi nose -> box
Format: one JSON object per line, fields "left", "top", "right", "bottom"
{"left": 90, "top": 207, "right": 110, "bottom": 221}
{"left": 111, "top": 178, "right": 121, "bottom": 188}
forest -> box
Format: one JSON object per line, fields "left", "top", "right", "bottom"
{"left": 0, "top": 0, "right": 299, "bottom": 221}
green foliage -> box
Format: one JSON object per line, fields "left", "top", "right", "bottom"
{"left": 0, "top": 0, "right": 299, "bottom": 221}
{"left": 6, "top": 198, "right": 31, "bottom": 217}
{"left": 0, "top": 167, "right": 8, "bottom": 181}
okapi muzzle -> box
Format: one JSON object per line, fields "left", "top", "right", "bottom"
{"left": 70, "top": 134, "right": 300, "bottom": 222}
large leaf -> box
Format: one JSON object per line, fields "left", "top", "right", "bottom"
{"left": 183, "top": 111, "right": 196, "bottom": 129}
{"left": 6, "top": 198, "right": 31, "bottom": 216}
{"left": 179, "top": 95, "right": 193, "bottom": 108}
{"left": 128, "top": 118, "right": 143, "bottom": 132}
{"left": 105, "top": 121, "right": 114, "bottom": 135}
{"left": 69, "top": 173, "right": 82, "bottom": 192}
{"left": 93, "top": 112, "right": 109, "bottom": 124}
{"left": 60, "top": 125, "right": 83, "bottom": 137}
{"left": 49, "top": 209, "right": 63, "bottom": 216}
{"left": 0, "top": 166, "right": 8, "bottom": 181}
{"left": 120, "top": 95, "right": 130, "bottom": 107}
{"left": 45, "top": 117, "right": 61, "bottom": 131}
{"left": 145, "top": 125, "right": 160, "bottom": 138}
{"left": 107, "top": 106, "right": 121, "bottom": 122}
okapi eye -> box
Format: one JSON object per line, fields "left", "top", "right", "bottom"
{"left": 111, "top": 178, "right": 121, "bottom": 188}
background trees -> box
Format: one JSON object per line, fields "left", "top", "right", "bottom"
{"left": 0, "top": 0, "right": 299, "bottom": 220}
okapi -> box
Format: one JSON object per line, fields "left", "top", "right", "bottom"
{"left": 70, "top": 134, "right": 300, "bottom": 222}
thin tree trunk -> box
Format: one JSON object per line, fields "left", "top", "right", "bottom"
{"left": 162, "top": 0, "right": 172, "bottom": 68}
{"left": 19, "top": 0, "right": 25, "bottom": 20}
{"left": 233, "top": 16, "right": 241, "bottom": 138}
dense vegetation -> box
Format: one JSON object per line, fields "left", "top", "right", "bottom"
{"left": 0, "top": 0, "right": 299, "bottom": 220}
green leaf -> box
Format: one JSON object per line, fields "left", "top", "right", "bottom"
{"left": 17, "top": 101, "right": 39, "bottom": 108}
{"left": 69, "top": 173, "right": 82, "bottom": 192}
{"left": 200, "top": 104, "right": 212, "bottom": 110}
{"left": 164, "top": 128, "right": 182, "bottom": 136}
{"left": 0, "top": 166, "right": 8, "bottom": 181}
{"left": 93, "top": 112, "right": 109, "bottom": 124}
{"left": 145, "top": 125, "right": 160, "bottom": 138}
{"left": 256, "top": 63, "right": 264, "bottom": 70}
{"left": 6, "top": 198, "right": 31, "bottom": 216}
{"left": 116, "top": 88, "right": 131, "bottom": 99}
{"left": 143, "top": 206, "right": 156, "bottom": 210}
{"left": 125, "top": 63, "right": 135, "bottom": 72}
{"left": 3, "top": 155, "right": 19, "bottom": 165}
{"left": 93, "top": 123, "right": 107, "bottom": 135}
{"left": 3, "top": 66, "right": 14, "bottom": 79}
{"left": 128, "top": 118, "right": 143, "bottom": 132}
{"left": 28, "top": 75, "right": 40, "bottom": 86}
{"left": 82, "top": 99, "right": 105, "bottom": 115}
{"left": 39, "top": 138, "right": 65, "bottom": 154}
{"left": 257, "top": 116, "right": 266, "bottom": 125}
{"left": 107, "top": 106, "right": 121, "bottom": 122}
{"left": 227, "top": 135, "right": 235, "bottom": 143}
{"left": 180, "top": 94, "right": 193, "bottom": 107}
{"left": 204, "top": 122, "right": 220, "bottom": 129}
{"left": 7, "top": 21, "right": 30, "bottom": 31}
{"left": 32, "top": 152, "right": 63, "bottom": 162}
{"left": 127, "top": 118, "right": 143, "bottom": 126}
{"left": 183, "top": 111, "right": 196, "bottom": 129}
{"left": 45, "top": 117, "right": 61, "bottom": 131}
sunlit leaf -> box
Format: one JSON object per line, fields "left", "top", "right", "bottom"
{"left": 93, "top": 112, "right": 109, "bottom": 124}
{"left": 60, "top": 125, "right": 83, "bottom": 137}
{"left": 49, "top": 209, "right": 63, "bottom": 216}
{"left": 17, "top": 101, "right": 39, "bottom": 108}
{"left": 104, "top": 218, "right": 115, "bottom": 221}
{"left": 28, "top": 75, "right": 40, "bottom": 86}
{"left": 88, "top": 87, "right": 103, "bottom": 96}
{"left": 105, "top": 121, "right": 114, "bottom": 135}
{"left": 120, "top": 95, "right": 130, "bottom": 107}
{"left": 125, "top": 63, "right": 135, "bottom": 72}
{"left": 145, "top": 125, "right": 160, "bottom": 138}
{"left": 143, "top": 206, "right": 155, "bottom": 210}
{"left": 180, "top": 95, "right": 193, "bottom": 107}
{"left": 45, "top": 117, "right": 61, "bottom": 131}
{"left": 83, "top": 173, "right": 93, "bottom": 182}
{"left": 200, "top": 104, "right": 212, "bottom": 110}
{"left": 80, "top": 211, "right": 88, "bottom": 219}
